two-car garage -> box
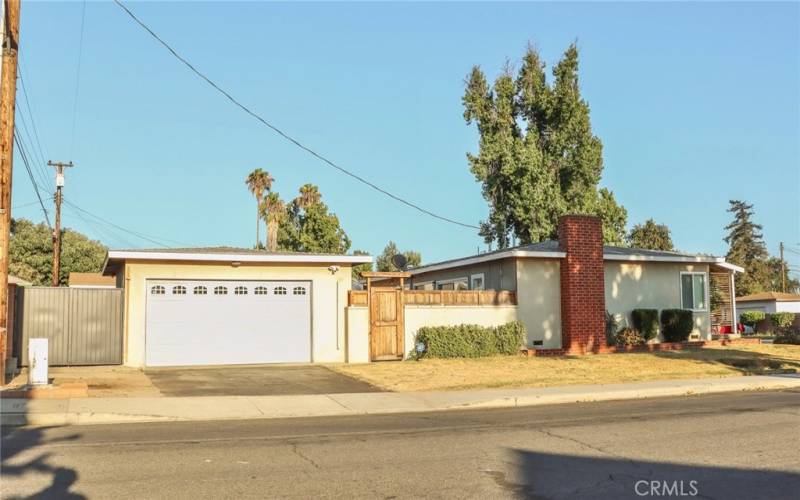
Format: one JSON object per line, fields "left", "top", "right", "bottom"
{"left": 145, "top": 280, "right": 311, "bottom": 366}
{"left": 102, "top": 248, "right": 372, "bottom": 368}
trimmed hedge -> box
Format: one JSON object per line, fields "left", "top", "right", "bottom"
{"left": 660, "top": 309, "right": 694, "bottom": 342}
{"left": 631, "top": 309, "right": 659, "bottom": 341}
{"left": 740, "top": 311, "right": 766, "bottom": 328}
{"left": 775, "top": 328, "right": 800, "bottom": 345}
{"left": 615, "top": 327, "right": 645, "bottom": 346}
{"left": 414, "top": 321, "right": 527, "bottom": 359}
{"left": 769, "top": 312, "right": 796, "bottom": 329}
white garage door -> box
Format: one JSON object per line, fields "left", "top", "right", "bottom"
{"left": 145, "top": 280, "right": 311, "bottom": 366}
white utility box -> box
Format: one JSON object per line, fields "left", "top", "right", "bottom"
{"left": 28, "top": 338, "right": 49, "bottom": 385}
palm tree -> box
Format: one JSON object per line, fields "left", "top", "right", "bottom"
{"left": 260, "top": 192, "right": 285, "bottom": 252}
{"left": 296, "top": 183, "right": 321, "bottom": 209}
{"left": 245, "top": 169, "right": 274, "bottom": 248}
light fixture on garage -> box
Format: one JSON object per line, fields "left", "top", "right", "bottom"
{"left": 231, "top": 261, "right": 241, "bottom": 268}
{"left": 327, "top": 265, "right": 340, "bottom": 275}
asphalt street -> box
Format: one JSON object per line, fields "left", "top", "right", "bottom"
{"left": 2, "top": 390, "right": 799, "bottom": 499}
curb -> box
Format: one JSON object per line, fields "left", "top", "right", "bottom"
{"left": 3, "top": 375, "right": 799, "bottom": 427}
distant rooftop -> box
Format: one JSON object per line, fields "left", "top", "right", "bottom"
{"left": 736, "top": 291, "right": 800, "bottom": 303}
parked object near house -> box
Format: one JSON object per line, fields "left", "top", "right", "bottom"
{"left": 102, "top": 248, "right": 372, "bottom": 368}
{"left": 380, "top": 215, "right": 744, "bottom": 354}
{"left": 69, "top": 272, "right": 117, "bottom": 288}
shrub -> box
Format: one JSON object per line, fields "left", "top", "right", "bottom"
{"left": 605, "top": 311, "right": 619, "bottom": 346}
{"left": 775, "top": 328, "right": 800, "bottom": 345}
{"left": 660, "top": 309, "right": 694, "bottom": 342}
{"left": 631, "top": 309, "right": 659, "bottom": 341}
{"left": 414, "top": 321, "right": 527, "bottom": 359}
{"left": 615, "top": 327, "right": 645, "bottom": 346}
{"left": 769, "top": 312, "right": 796, "bottom": 330}
{"left": 740, "top": 311, "right": 766, "bottom": 332}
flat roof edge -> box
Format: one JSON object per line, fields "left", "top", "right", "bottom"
{"left": 105, "top": 251, "right": 373, "bottom": 266}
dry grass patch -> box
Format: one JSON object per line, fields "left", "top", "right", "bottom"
{"left": 332, "top": 344, "right": 800, "bottom": 392}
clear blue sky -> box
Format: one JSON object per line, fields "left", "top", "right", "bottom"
{"left": 11, "top": 1, "right": 800, "bottom": 275}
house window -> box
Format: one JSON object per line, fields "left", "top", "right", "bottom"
{"left": 150, "top": 285, "right": 165, "bottom": 295}
{"left": 436, "top": 278, "right": 468, "bottom": 291}
{"left": 292, "top": 286, "right": 306, "bottom": 295}
{"left": 172, "top": 285, "right": 187, "bottom": 295}
{"left": 681, "top": 272, "right": 707, "bottom": 311}
{"left": 234, "top": 286, "right": 248, "bottom": 295}
{"left": 193, "top": 286, "right": 207, "bottom": 295}
{"left": 470, "top": 273, "right": 485, "bottom": 291}
{"left": 413, "top": 281, "right": 434, "bottom": 291}
{"left": 274, "top": 286, "right": 287, "bottom": 295}
{"left": 214, "top": 286, "right": 228, "bottom": 295}
{"left": 254, "top": 286, "right": 269, "bottom": 295}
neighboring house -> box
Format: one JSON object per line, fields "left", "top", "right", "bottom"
{"left": 68, "top": 272, "right": 117, "bottom": 288}
{"left": 736, "top": 292, "right": 800, "bottom": 314}
{"left": 404, "top": 215, "right": 744, "bottom": 349}
{"left": 101, "top": 247, "right": 371, "bottom": 367}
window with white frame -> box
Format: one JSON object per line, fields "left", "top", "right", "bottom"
{"left": 680, "top": 272, "right": 707, "bottom": 311}
{"left": 413, "top": 281, "right": 434, "bottom": 291}
{"left": 470, "top": 273, "right": 485, "bottom": 291}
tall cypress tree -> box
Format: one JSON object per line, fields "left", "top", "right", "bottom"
{"left": 724, "top": 200, "right": 769, "bottom": 296}
{"left": 464, "top": 44, "right": 626, "bottom": 248}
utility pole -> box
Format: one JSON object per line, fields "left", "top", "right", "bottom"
{"left": 780, "top": 242, "right": 786, "bottom": 293}
{"left": 48, "top": 161, "right": 73, "bottom": 287}
{"left": 1, "top": 0, "right": 21, "bottom": 334}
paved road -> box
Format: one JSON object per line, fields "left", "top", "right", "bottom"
{"left": 2, "top": 390, "right": 798, "bottom": 499}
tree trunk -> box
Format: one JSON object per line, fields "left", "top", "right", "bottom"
{"left": 267, "top": 220, "right": 278, "bottom": 252}
{"left": 255, "top": 203, "right": 260, "bottom": 248}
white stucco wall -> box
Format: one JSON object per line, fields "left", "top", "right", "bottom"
{"left": 345, "top": 306, "right": 369, "bottom": 363}
{"left": 121, "top": 261, "right": 351, "bottom": 367}
{"left": 515, "top": 259, "right": 562, "bottom": 349}
{"left": 604, "top": 262, "right": 711, "bottom": 340}
{"left": 404, "top": 305, "right": 518, "bottom": 358}
{"left": 736, "top": 301, "right": 776, "bottom": 314}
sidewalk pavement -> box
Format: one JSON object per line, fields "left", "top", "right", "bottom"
{"left": 3, "top": 374, "right": 799, "bottom": 427}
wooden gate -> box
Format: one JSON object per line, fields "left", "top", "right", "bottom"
{"left": 363, "top": 271, "right": 409, "bottom": 361}
{"left": 369, "top": 287, "right": 404, "bottom": 360}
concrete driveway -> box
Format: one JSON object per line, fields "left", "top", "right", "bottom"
{"left": 145, "top": 365, "right": 381, "bottom": 397}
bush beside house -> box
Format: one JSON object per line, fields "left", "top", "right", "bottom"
{"left": 414, "top": 321, "right": 526, "bottom": 359}
{"left": 661, "top": 309, "right": 694, "bottom": 342}
{"left": 615, "top": 327, "right": 645, "bottom": 346}
{"left": 740, "top": 311, "right": 766, "bottom": 332}
{"left": 631, "top": 309, "right": 659, "bottom": 341}
{"left": 769, "top": 312, "right": 796, "bottom": 330}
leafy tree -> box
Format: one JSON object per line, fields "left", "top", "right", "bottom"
{"left": 464, "top": 44, "right": 627, "bottom": 248}
{"left": 352, "top": 249, "right": 373, "bottom": 281}
{"left": 278, "top": 184, "right": 351, "bottom": 254}
{"left": 627, "top": 218, "right": 675, "bottom": 251}
{"left": 376, "top": 241, "right": 422, "bottom": 272}
{"left": 245, "top": 168, "right": 274, "bottom": 248}
{"left": 9, "top": 218, "right": 106, "bottom": 286}
{"left": 724, "top": 200, "right": 770, "bottom": 296}
{"left": 767, "top": 256, "right": 800, "bottom": 294}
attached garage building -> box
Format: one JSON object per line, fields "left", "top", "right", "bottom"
{"left": 102, "top": 248, "right": 372, "bottom": 368}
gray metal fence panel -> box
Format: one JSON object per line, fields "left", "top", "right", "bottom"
{"left": 19, "top": 287, "right": 123, "bottom": 366}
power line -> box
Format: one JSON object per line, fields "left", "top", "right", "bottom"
{"left": 112, "top": 0, "right": 479, "bottom": 230}
{"left": 13, "top": 198, "right": 53, "bottom": 210}
{"left": 13, "top": 133, "right": 52, "bottom": 228}
{"left": 14, "top": 105, "right": 50, "bottom": 189}
{"left": 69, "top": 0, "right": 88, "bottom": 159}
{"left": 18, "top": 57, "right": 50, "bottom": 174}
{"left": 62, "top": 197, "right": 192, "bottom": 248}
{"left": 61, "top": 203, "right": 138, "bottom": 248}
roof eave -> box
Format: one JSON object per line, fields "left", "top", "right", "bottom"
{"left": 103, "top": 250, "right": 373, "bottom": 270}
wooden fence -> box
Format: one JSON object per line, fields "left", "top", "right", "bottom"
{"left": 348, "top": 289, "right": 516, "bottom": 307}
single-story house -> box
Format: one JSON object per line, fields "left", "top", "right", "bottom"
{"left": 68, "top": 272, "right": 117, "bottom": 288}
{"left": 736, "top": 291, "right": 800, "bottom": 314}
{"left": 402, "top": 215, "right": 744, "bottom": 350}
{"left": 101, "top": 248, "right": 371, "bottom": 367}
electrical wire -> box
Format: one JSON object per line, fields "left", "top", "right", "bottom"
{"left": 62, "top": 197, "right": 192, "bottom": 248}
{"left": 61, "top": 203, "right": 139, "bottom": 248}
{"left": 13, "top": 133, "right": 52, "bottom": 228}
{"left": 14, "top": 107, "right": 51, "bottom": 190}
{"left": 18, "top": 57, "right": 51, "bottom": 174}
{"left": 69, "top": 0, "right": 88, "bottom": 159}
{"left": 112, "top": 0, "right": 479, "bottom": 230}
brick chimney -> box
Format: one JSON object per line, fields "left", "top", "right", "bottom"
{"left": 558, "top": 215, "right": 606, "bottom": 354}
